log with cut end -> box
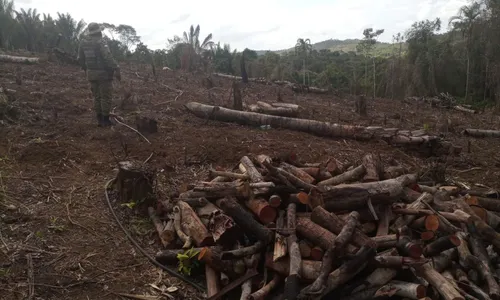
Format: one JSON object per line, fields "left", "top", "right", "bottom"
{"left": 307, "top": 187, "right": 324, "bottom": 210}
{"left": 352, "top": 248, "right": 399, "bottom": 293}
{"left": 265, "top": 254, "right": 321, "bottom": 282}
{"left": 205, "top": 265, "right": 220, "bottom": 297}
{"left": 375, "top": 281, "right": 427, "bottom": 299}
{"left": 396, "top": 226, "right": 423, "bottom": 258}
{"left": 198, "top": 247, "right": 239, "bottom": 278}
{"left": 280, "top": 162, "right": 316, "bottom": 184}
{"left": 249, "top": 274, "right": 282, "bottom": 300}
{"left": 372, "top": 256, "right": 429, "bottom": 268}
{"left": 196, "top": 202, "right": 238, "bottom": 243}
{"left": 173, "top": 206, "right": 193, "bottom": 249}
{"left": 216, "top": 197, "right": 273, "bottom": 243}
{"left": 148, "top": 207, "right": 175, "bottom": 247}
{"left": 362, "top": 153, "right": 383, "bottom": 182}
{"left": 192, "top": 181, "right": 252, "bottom": 199}
{"left": 240, "top": 156, "right": 264, "bottom": 183}
{"left": 463, "top": 129, "right": 500, "bottom": 138}
{"left": 454, "top": 105, "right": 477, "bottom": 114}
{"left": 296, "top": 217, "right": 357, "bottom": 254}
{"left": 317, "top": 165, "right": 366, "bottom": 186}
{"left": 184, "top": 102, "right": 454, "bottom": 155}
{"left": 372, "top": 234, "right": 398, "bottom": 249}
{"left": 467, "top": 235, "right": 500, "bottom": 300}
{"left": 310, "top": 206, "right": 376, "bottom": 249}
{"left": 245, "top": 197, "right": 277, "bottom": 224}
{"left": 273, "top": 210, "right": 287, "bottom": 262}
{"left": 383, "top": 165, "right": 408, "bottom": 180}
{"left": 177, "top": 201, "right": 214, "bottom": 246}
{"left": 0, "top": 54, "right": 40, "bottom": 64}
{"left": 391, "top": 192, "right": 433, "bottom": 231}
{"left": 432, "top": 248, "right": 458, "bottom": 273}
{"left": 415, "top": 263, "right": 464, "bottom": 300}
{"left": 466, "top": 214, "right": 500, "bottom": 250}
{"left": 269, "top": 194, "right": 282, "bottom": 207}
{"left": 284, "top": 203, "right": 301, "bottom": 300}
{"left": 299, "top": 240, "right": 312, "bottom": 258}
{"left": 423, "top": 235, "right": 461, "bottom": 257}
{"left": 469, "top": 196, "right": 500, "bottom": 212}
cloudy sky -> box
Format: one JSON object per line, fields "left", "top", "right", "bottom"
{"left": 16, "top": 0, "right": 468, "bottom": 51}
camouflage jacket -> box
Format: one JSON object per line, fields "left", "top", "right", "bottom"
{"left": 77, "top": 35, "right": 118, "bottom": 81}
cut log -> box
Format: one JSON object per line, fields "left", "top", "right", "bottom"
{"left": 289, "top": 192, "right": 309, "bottom": 205}
{"left": 372, "top": 234, "right": 398, "bottom": 249}
{"left": 391, "top": 192, "right": 433, "bottom": 231}
{"left": 432, "top": 248, "right": 458, "bottom": 273}
{"left": 383, "top": 166, "right": 408, "bottom": 180}
{"left": 271, "top": 102, "right": 299, "bottom": 110}
{"left": 372, "top": 256, "right": 429, "bottom": 268}
{"left": 299, "top": 240, "right": 312, "bottom": 258}
{"left": 206, "top": 265, "right": 220, "bottom": 297}
{"left": 362, "top": 153, "right": 382, "bottom": 182}
{"left": 155, "top": 248, "right": 206, "bottom": 265}
{"left": 454, "top": 105, "right": 477, "bottom": 114}
{"left": 307, "top": 187, "right": 324, "bottom": 210}
{"left": 467, "top": 235, "right": 500, "bottom": 300}
{"left": 184, "top": 102, "right": 455, "bottom": 156}
{"left": 240, "top": 156, "right": 264, "bottom": 183}
{"left": 310, "top": 247, "right": 324, "bottom": 261}
{"left": 148, "top": 207, "right": 175, "bottom": 248}
{"left": 397, "top": 226, "right": 423, "bottom": 258}
{"left": 317, "top": 165, "right": 366, "bottom": 186}
{"left": 310, "top": 206, "right": 376, "bottom": 249}
{"left": 220, "top": 241, "right": 264, "bottom": 260}
{"left": 249, "top": 274, "right": 282, "bottom": 300}
{"left": 245, "top": 197, "right": 277, "bottom": 224}
{"left": 466, "top": 214, "right": 500, "bottom": 250}
{"left": 179, "top": 197, "right": 209, "bottom": 208}
{"left": 423, "top": 235, "right": 461, "bottom": 257}
{"left": 377, "top": 205, "right": 392, "bottom": 236}
{"left": 0, "top": 54, "right": 40, "bottom": 64}
{"left": 284, "top": 203, "right": 301, "bottom": 300}
{"left": 209, "top": 169, "right": 249, "bottom": 180}
{"left": 250, "top": 101, "right": 298, "bottom": 117}
{"left": 177, "top": 201, "right": 214, "bottom": 246}
{"left": 269, "top": 194, "right": 282, "bottom": 208}
{"left": 463, "top": 129, "right": 500, "bottom": 138}
{"left": 273, "top": 210, "right": 287, "bottom": 262}
{"left": 173, "top": 206, "right": 192, "bottom": 249}
{"left": 455, "top": 232, "right": 472, "bottom": 269}
{"left": 469, "top": 196, "right": 500, "bottom": 212}
{"left": 300, "top": 167, "right": 320, "bottom": 179}
{"left": 198, "top": 247, "right": 239, "bottom": 279}
{"left": 322, "top": 174, "right": 417, "bottom": 211}
{"left": 279, "top": 162, "right": 316, "bottom": 184}
{"left": 216, "top": 197, "right": 273, "bottom": 243}
{"left": 192, "top": 181, "right": 251, "bottom": 199}
{"left": 392, "top": 208, "right": 469, "bottom": 223}
{"left": 415, "top": 263, "right": 464, "bottom": 300}
{"left": 116, "top": 161, "right": 155, "bottom": 214}
{"left": 196, "top": 202, "right": 238, "bottom": 244}
{"left": 351, "top": 248, "right": 399, "bottom": 293}
{"left": 296, "top": 217, "right": 357, "bottom": 254}
{"left": 376, "top": 280, "right": 427, "bottom": 299}
{"left": 265, "top": 254, "right": 321, "bottom": 282}
{"left": 300, "top": 211, "right": 360, "bottom": 297}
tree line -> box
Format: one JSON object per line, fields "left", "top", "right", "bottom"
{"left": 1, "top": 0, "right": 499, "bottom": 106}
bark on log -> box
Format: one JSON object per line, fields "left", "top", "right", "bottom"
{"left": 432, "top": 248, "right": 458, "bottom": 273}
{"left": 280, "top": 162, "right": 316, "bottom": 184}
{"left": 317, "top": 165, "right": 366, "bottom": 186}
{"left": 271, "top": 102, "right": 300, "bottom": 110}
{"left": 310, "top": 247, "right": 324, "bottom": 261}
{"left": 296, "top": 217, "right": 357, "bottom": 254}
{"left": 402, "top": 187, "right": 423, "bottom": 203}
{"left": 249, "top": 274, "right": 282, "bottom": 300}
{"left": 198, "top": 247, "right": 239, "bottom": 279}
{"left": 455, "top": 232, "right": 472, "bottom": 270}
{"left": 299, "top": 240, "right": 312, "bottom": 258}
{"left": 310, "top": 206, "right": 376, "bottom": 249}
{"left": 454, "top": 106, "right": 478, "bottom": 114}
{"left": 352, "top": 248, "right": 399, "bottom": 293}
{"left": 220, "top": 241, "right": 264, "bottom": 260}
{"left": 372, "top": 234, "right": 398, "bottom": 249}
{"left": 216, "top": 197, "right": 272, "bottom": 243}
{"left": 376, "top": 280, "right": 427, "bottom": 299}
{"left": 240, "top": 156, "right": 264, "bottom": 183}
{"left": 173, "top": 205, "right": 193, "bottom": 248}
{"left": 185, "top": 102, "right": 454, "bottom": 155}
{"left": 362, "top": 153, "right": 382, "bottom": 182}
{"left": 322, "top": 174, "right": 417, "bottom": 211}
{"left": 423, "top": 235, "right": 461, "bottom": 257}
{"left": 273, "top": 210, "right": 287, "bottom": 262}
{"left": 206, "top": 265, "right": 220, "bottom": 297}
{"left": 463, "top": 129, "right": 500, "bottom": 138}
{"left": 148, "top": 207, "right": 175, "bottom": 247}
{"left": 392, "top": 208, "right": 469, "bottom": 223}
{"left": 377, "top": 205, "right": 391, "bottom": 236}
{"left": 196, "top": 202, "right": 238, "bottom": 244}
{"left": 468, "top": 235, "right": 500, "bottom": 300}
{"left": 245, "top": 197, "right": 277, "bottom": 224}
{"left": 155, "top": 248, "right": 205, "bottom": 265}
{"left": 466, "top": 214, "right": 500, "bottom": 250}
{"left": 0, "top": 54, "right": 40, "bottom": 64}
{"left": 209, "top": 169, "right": 249, "bottom": 180}
{"left": 415, "top": 263, "right": 464, "bottom": 300}
{"left": 300, "top": 167, "right": 320, "bottom": 179}
{"left": 391, "top": 192, "right": 434, "bottom": 231}
{"left": 250, "top": 101, "right": 298, "bottom": 117}
{"left": 265, "top": 255, "right": 321, "bottom": 282}
{"left": 397, "top": 226, "right": 423, "bottom": 258}
{"left": 177, "top": 201, "right": 214, "bottom": 246}
{"left": 372, "top": 255, "right": 429, "bottom": 269}
{"left": 383, "top": 166, "right": 408, "bottom": 180}
{"left": 116, "top": 161, "right": 155, "bottom": 214}
{"left": 191, "top": 181, "right": 252, "bottom": 199}
{"left": 470, "top": 196, "right": 500, "bottom": 212}
{"left": 284, "top": 203, "right": 301, "bottom": 300}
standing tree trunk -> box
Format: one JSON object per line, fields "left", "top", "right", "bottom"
{"left": 465, "top": 49, "right": 470, "bottom": 103}
{"left": 241, "top": 54, "right": 248, "bottom": 83}
{"left": 233, "top": 81, "right": 242, "bottom": 111}
{"left": 372, "top": 56, "right": 376, "bottom": 99}
{"left": 302, "top": 58, "right": 306, "bottom": 86}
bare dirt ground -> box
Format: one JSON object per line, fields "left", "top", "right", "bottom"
{"left": 1, "top": 55, "right": 499, "bottom": 300}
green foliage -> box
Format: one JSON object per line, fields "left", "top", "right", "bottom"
{"left": 177, "top": 247, "right": 200, "bottom": 276}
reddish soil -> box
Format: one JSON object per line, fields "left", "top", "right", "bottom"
{"left": 1, "top": 55, "right": 499, "bottom": 300}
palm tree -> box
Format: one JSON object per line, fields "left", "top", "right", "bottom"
{"left": 295, "top": 38, "right": 312, "bottom": 85}
{"left": 449, "top": 2, "right": 482, "bottom": 102}
{"left": 55, "top": 13, "right": 86, "bottom": 54}
{"left": 15, "top": 8, "right": 41, "bottom": 51}
{"left": 0, "top": 0, "right": 15, "bottom": 49}
{"left": 179, "top": 24, "right": 213, "bottom": 71}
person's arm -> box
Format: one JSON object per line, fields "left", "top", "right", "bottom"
{"left": 99, "top": 40, "right": 120, "bottom": 80}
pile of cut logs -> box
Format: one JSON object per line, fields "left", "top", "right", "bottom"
{"left": 150, "top": 153, "right": 500, "bottom": 300}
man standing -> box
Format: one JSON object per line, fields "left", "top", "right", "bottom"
{"left": 77, "top": 22, "right": 121, "bottom": 127}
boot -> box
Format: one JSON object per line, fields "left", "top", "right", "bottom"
{"left": 96, "top": 113, "right": 103, "bottom": 127}
{"left": 102, "top": 115, "right": 115, "bottom": 127}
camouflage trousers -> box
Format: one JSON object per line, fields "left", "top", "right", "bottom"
{"left": 90, "top": 80, "right": 113, "bottom": 116}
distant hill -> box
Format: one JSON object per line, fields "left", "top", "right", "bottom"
{"left": 256, "top": 38, "right": 403, "bottom": 56}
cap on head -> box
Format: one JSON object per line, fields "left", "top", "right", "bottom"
{"left": 87, "top": 22, "right": 104, "bottom": 35}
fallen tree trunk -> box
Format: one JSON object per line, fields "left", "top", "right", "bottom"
{"left": 454, "top": 105, "right": 478, "bottom": 114}
{"left": 248, "top": 101, "right": 298, "bottom": 117}
{"left": 0, "top": 54, "right": 40, "bottom": 64}
{"left": 184, "top": 102, "right": 456, "bottom": 156}
{"left": 463, "top": 129, "right": 500, "bottom": 138}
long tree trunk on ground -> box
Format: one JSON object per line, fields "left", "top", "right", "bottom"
{"left": 185, "top": 102, "right": 456, "bottom": 156}
{"left": 0, "top": 54, "right": 40, "bottom": 64}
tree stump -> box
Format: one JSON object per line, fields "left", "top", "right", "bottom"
{"left": 233, "top": 81, "right": 243, "bottom": 111}
{"left": 116, "top": 161, "right": 155, "bottom": 215}
{"left": 203, "top": 76, "right": 214, "bottom": 89}
{"left": 135, "top": 116, "right": 158, "bottom": 134}
{"left": 355, "top": 95, "right": 367, "bottom": 116}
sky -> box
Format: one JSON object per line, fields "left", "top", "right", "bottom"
{"left": 16, "top": 0, "right": 469, "bottom": 51}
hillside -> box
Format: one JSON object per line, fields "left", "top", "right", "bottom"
{"left": 256, "top": 38, "right": 403, "bottom": 56}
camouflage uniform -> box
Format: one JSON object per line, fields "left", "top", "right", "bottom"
{"left": 77, "top": 23, "right": 120, "bottom": 126}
